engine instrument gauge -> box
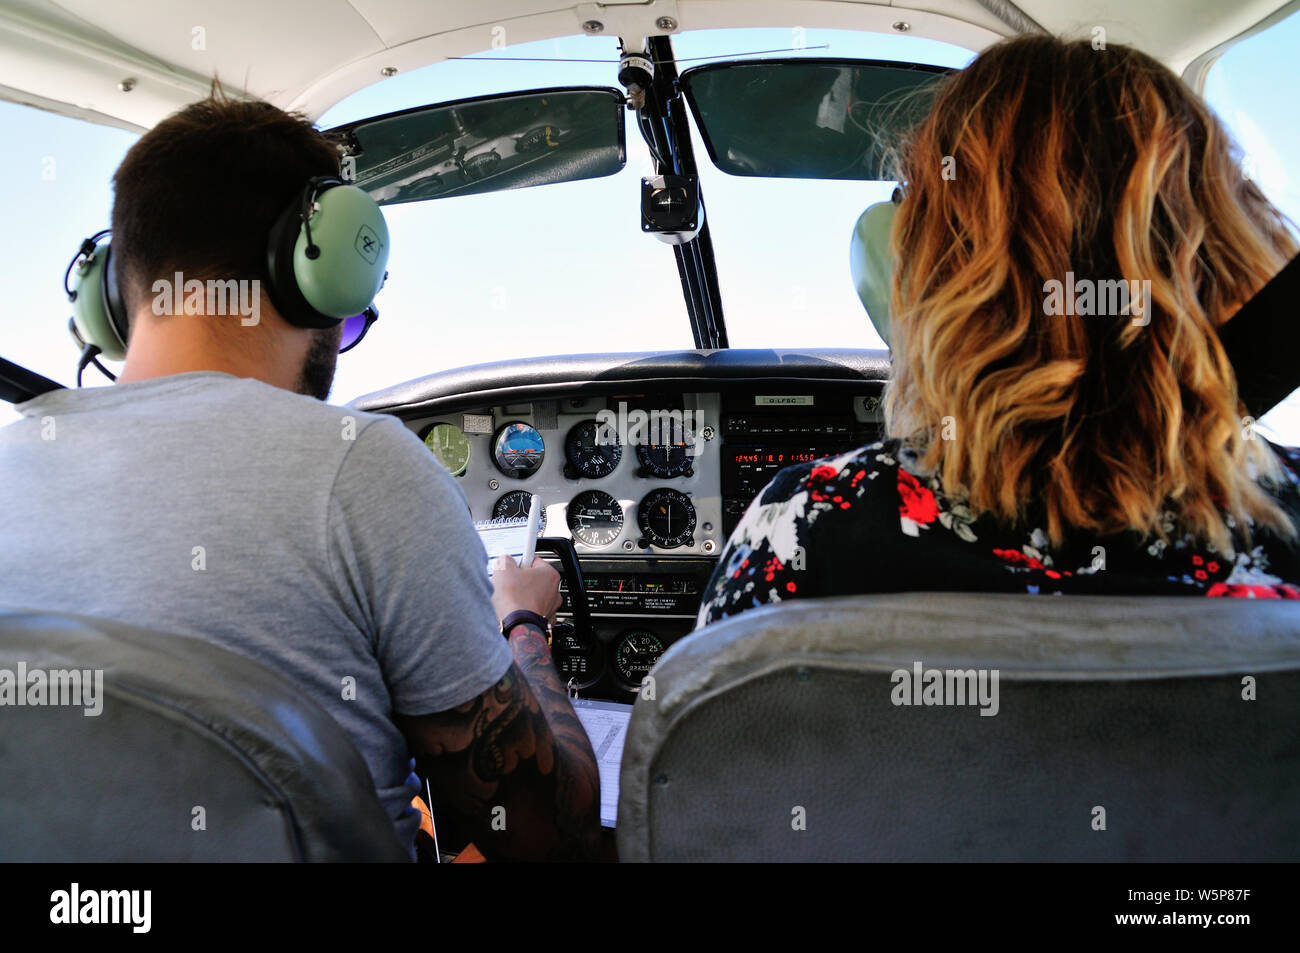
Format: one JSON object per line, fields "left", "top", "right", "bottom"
{"left": 492, "top": 490, "right": 546, "bottom": 533}
{"left": 637, "top": 488, "right": 696, "bottom": 549}
{"left": 492, "top": 422, "right": 546, "bottom": 479}
{"left": 613, "top": 630, "right": 665, "bottom": 687}
{"left": 635, "top": 423, "right": 696, "bottom": 478}
{"left": 566, "top": 490, "right": 624, "bottom": 547}
{"left": 421, "top": 422, "right": 470, "bottom": 477}
{"left": 564, "top": 419, "right": 622, "bottom": 479}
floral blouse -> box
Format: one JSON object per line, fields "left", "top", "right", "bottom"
{"left": 697, "top": 437, "right": 1300, "bottom": 627}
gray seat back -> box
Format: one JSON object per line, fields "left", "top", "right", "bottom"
{"left": 617, "top": 594, "right": 1300, "bottom": 861}
{"left": 0, "top": 608, "right": 410, "bottom": 861}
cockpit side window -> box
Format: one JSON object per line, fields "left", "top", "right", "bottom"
{"left": 1204, "top": 10, "right": 1300, "bottom": 444}
{"left": 0, "top": 103, "right": 136, "bottom": 425}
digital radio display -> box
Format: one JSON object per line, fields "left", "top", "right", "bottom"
{"left": 730, "top": 450, "right": 824, "bottom": 466}
{"left": 722, "top": 444, "right": 856, "bottom": 534}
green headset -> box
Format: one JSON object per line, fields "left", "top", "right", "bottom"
{"left": 65, "top": 176, "right": 389, "bottom": 372}
{"left": 849, "top": 188, "right": 901, "bottom": 347}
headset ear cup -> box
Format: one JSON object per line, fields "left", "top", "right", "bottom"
{"left": 101, "top": 244, "right": 130, "bottom": 353}
{"left": 264, "top": 194, "right": 331, "bottom": 329}
{"left": 290, "top": 182, "right": 389, "bottom": 321}
{"left": 850, "top": 200, "right": 898, "bottom": 347}
{"left": 266, "top": 176, "right": 389, "bottom": 331}
{"left": 68, "top": 241, "right": 128, "bottom": 361}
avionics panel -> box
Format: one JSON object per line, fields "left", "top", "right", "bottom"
{"left": 560, "top": 558, "right": 712, "bottom": 617}
{"left": 720, "top": 391, "right": 881, "bottom": 534}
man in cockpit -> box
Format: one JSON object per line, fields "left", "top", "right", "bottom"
{"left": 0, "top": 88, "right": 603, "bottom": 861}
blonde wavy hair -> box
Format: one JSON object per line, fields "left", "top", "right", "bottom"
{"left": 884, "top": 34, "right": 1298, "bottom": 554}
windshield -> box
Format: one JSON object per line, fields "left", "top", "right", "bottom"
{"left": 673, "top": 29, "right": 971, "bottom": 349}
{"left": 316, "top": 35, "right": 683, "bottom": 406}
{"left": 316, "top": 28, "right": 972, "bottom": 404}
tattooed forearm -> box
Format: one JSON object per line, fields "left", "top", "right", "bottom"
{"left": 395, "top": 625, "right": 604, "bottom": 862}
{"left": 507, "top": 624, "right": 603, "bottom": 853}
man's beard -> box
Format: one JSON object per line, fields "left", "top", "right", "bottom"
{"left": 297, "top": 324, "right": 342, "bottom": 401}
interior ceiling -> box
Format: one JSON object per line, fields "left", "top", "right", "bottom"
{"left": 0, "top": 0, "right": 1293, "bottom": 131}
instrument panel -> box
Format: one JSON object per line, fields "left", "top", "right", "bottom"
{"left": 406, "top": 388, "right": 883, "bottom": 700}
{"left": 414, "top": 393, "right": 727, "bottom": 559}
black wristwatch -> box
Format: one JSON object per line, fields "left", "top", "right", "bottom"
{"left": 500, "top": 609, "right": 550, "bottom": 640}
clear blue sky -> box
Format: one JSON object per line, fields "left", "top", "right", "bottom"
{"left": 2, "top": 20, "right": 1297, "bottom": 435}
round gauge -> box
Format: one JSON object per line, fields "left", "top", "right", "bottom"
{"left": 566, "top": 490, "right": 624, "bottom": 547}
{"left": 492, "top": 490, "right": 546, "bottom": 533}
{"left": 635, "top": 425, "right": 696, "bottom": 479}
{"left": 492, "top": 422, "right": 546, "bottom": 479}
{"left": 550, "top": 622, "right": 601, "bottom": 690}
{"left": 613, "top": 630, "right": 665, "bottom": 687}
{"left": 564, "top": 419, "right": 622, "bottom": 479}
{"left": 637, "top": 488, "right": 697, "bottom": 549}
{"left": 422, "top": 422, "right": 470, "bottom": 477}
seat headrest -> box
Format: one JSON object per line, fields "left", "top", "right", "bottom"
{"left": 0, "top": 607, "right": 410, "bottom": 861}
{"left": 618, "top": 593, "right": 1300, "bottom": 861}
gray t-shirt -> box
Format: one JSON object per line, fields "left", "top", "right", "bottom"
{"left": 0, "top": 371, "right": 511, "bottom": 849}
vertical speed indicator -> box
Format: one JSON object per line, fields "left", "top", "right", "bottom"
{"left": 566, "top": 490, "right": 624, "bottom": 547}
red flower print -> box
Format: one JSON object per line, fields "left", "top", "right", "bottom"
{"left": 898, "top": 469, "right": 939, "bottom": 525}
{"left": 992, "top": 548, "right": 1046, "bottom": 571}
{"left": 809, "top": 464, "right": 839, "bottom": 483}
{"left": 1206, "top": 583, "right": 1300, "bottom": 599}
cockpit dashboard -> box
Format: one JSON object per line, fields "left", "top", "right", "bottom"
{"left": 352, "top": 349, "right": 889, "bottom": 701}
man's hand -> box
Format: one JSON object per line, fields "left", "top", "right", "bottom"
{"left": 491, "top": 555, "right": 562, "bottom": 625}
{"left": 398, "top": 554, "right": 606, "bottom": 861}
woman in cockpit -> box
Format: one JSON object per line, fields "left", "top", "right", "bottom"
{"left": 699, "top": 34, "right": 1300, "bottom": 624}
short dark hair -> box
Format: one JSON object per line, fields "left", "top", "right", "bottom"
{"left": 110, "top": 82, "right": 340, "bottom": 314}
